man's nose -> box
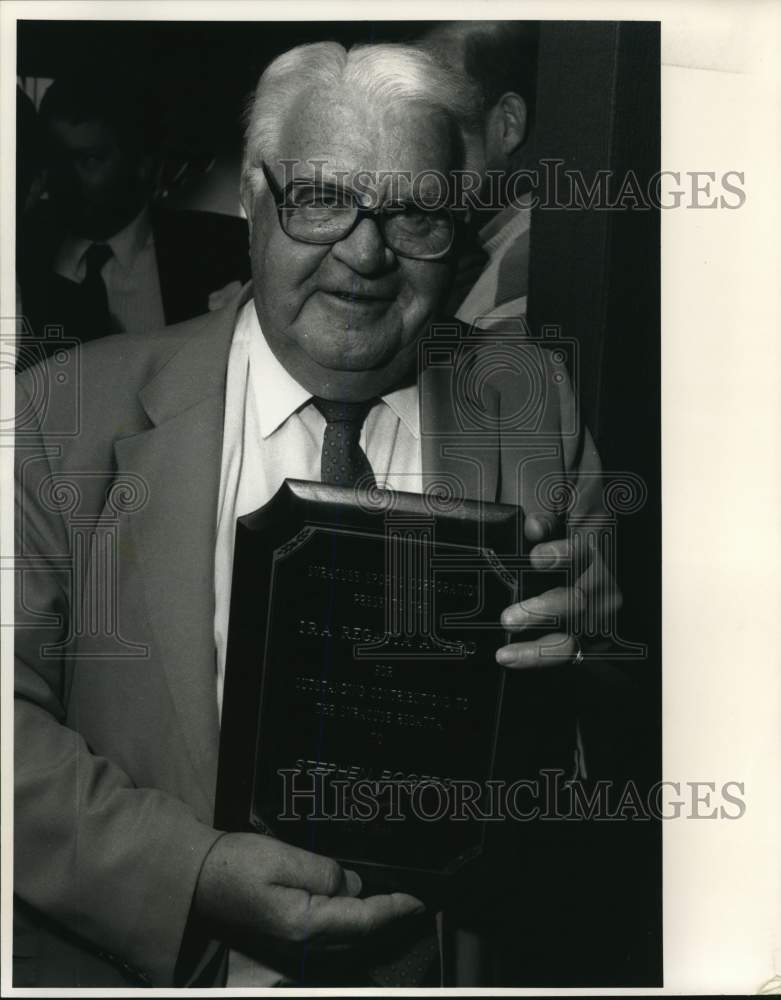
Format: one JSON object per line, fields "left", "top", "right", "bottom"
{"left": 330, "top": 216, "right": 393, "bottom": 275}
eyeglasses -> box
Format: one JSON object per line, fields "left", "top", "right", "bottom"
{"left": 261, "top": 161, "right": 457, "bottom": 261}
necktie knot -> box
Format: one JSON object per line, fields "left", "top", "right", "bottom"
{"left": 83, "top": 243, "right": 113, "bottom": 279}
{"left": 312, "top": 397, "right": 373, "bottom": 427}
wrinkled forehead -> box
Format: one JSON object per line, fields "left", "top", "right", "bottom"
{"left": 273, "top": 91, "right": 459, "bottom": 201}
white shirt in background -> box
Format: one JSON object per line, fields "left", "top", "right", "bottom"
{"left": 54, "top": 205, "right": 166, "bottom": 335}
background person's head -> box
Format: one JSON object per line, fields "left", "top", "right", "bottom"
{"left": 419, "top": 21, "right": 539, "bottom": 195}
{"left": 240, "top": 41, "right": 481, "bottom": 402}
{"left": 39, "top": 72, "right": 161, "bottom": 241}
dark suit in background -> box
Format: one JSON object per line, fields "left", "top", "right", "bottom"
{"left": 16, "top": 204, "right": 250, "bottom": 369}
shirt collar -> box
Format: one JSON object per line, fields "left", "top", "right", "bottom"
{"left": 478, "top": 195, "right": 532, "bottom": 257}
{"left": 239, "top": 301, "right": 311, "bottom": 439}
{"left": 237, "top": 299, "right": 420, "bottom": 441}
{"left": 105, "top": 205, "right": 153, "bottom": 270}
{"left": 381, "top": 382, "right": 419, "bottom": 439}
{"left": 55, "top": 205, "right": 153, "bottom": 279}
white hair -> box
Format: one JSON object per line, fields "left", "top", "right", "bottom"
{"left": 240, "top": 41, "right": 482, "bottom": 213}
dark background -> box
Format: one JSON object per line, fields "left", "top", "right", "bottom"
{"left": 17, "top": 21, "right": 438, "bottom": 215}
{"left": 17, "top": 19, "right": 662, "bottom": 988}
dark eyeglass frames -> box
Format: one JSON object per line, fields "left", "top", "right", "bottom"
{"left": 260, "top": 160, "right": 458, "bottom": 262}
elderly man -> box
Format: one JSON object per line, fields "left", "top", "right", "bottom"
{"left": 14, "top": 41, "right": 613, "bottom": 987}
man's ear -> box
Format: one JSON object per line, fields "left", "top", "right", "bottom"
{"left": 494, "top": 92, "right": 527, "bottom": 158}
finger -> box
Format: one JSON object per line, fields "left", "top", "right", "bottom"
{"left": 495, "top": 632, "right": 578, "bottom": 669}
{"left": 501, "top": 585, "right": 586, "bottom": 633}
{"left": 269, "top": 841, "right": 350, "bottom": 897}
{"left": 303, "top": 892, "right": 426, "bottom": 945}
{"left": 529, "top": 536, "right": 574, "bottom": 571}
{"left": 340, "top": 869, "right": 363, "bottom": 897}
{"left": 524, "top": 510, "right": 561, "bottom": 544}
{"left": 530, "top": 534, "right": 595, "bottom": 576}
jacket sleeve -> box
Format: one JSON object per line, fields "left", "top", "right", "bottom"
{"left": 14, "top": 375, "right": 223, "bottom": 986}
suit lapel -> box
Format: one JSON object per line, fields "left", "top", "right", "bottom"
{"left": 114, "top": 290, "right": 249, "bottom": 804}
{"left": 420, "top": 352, "right": 500, "bottom": 502}
{"left": 151, "top": 208, "right": 171, "bottom": 322}
{"left": 153, "top": 207, "right": 199, "bottom": 325}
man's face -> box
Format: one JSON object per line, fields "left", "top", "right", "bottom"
{"left": 44, "top": 117, "right": 151, "bottom": 240}
{"left": 249, "top": 95, "right": 457, "bottom": 400}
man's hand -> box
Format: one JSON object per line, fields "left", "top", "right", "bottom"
{"left": 193, "top": 832, "right": 424, "bottom": 956}
{"left": 496, "top": 511, "right": 622, "bottom": 669}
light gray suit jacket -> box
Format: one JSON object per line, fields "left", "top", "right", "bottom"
{"left": 14, "top": 285, "right": 604, "bottom": 986}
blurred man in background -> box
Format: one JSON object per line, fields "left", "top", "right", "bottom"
{"left": 420, "top": 21, "right": 539, "bottom": 329}
{"left": 16, "top": 72, "right": 250, "bottom": 368}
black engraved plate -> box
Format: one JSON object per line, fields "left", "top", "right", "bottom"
{"left": 216, "top": 479, "right": 522, "bottom": 902}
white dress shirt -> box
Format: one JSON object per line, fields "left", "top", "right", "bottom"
{"left": 213, "top": 298, "right": 422, "bottom": 985}
{"left": 54, "top": 205, "right": 166, "bottom": 335}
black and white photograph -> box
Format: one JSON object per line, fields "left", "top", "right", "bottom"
{"left": 2, "top": 2, "right": 778, "bottom": 995}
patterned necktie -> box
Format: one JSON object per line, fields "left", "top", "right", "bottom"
{"left": 80, "top": 242, "right": 113, "bottom": 341}
{"left": 312, "top": 397, "right": 376, "bottom": 489}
